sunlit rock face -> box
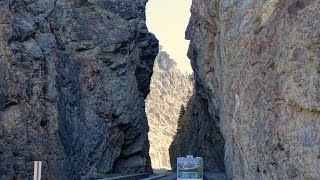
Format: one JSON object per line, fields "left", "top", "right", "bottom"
{"left": 0, "top": 0, "right": 158, "bottom": 179}
{"left": 146, "top": 50, "right": 193, "bottom": 170}
{"left": 173, "top": 0, "right": 320, "bottom": 179}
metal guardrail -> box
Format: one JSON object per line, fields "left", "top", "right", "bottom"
{"left": 140, "top": 174, "right": 166, "bottom": 180}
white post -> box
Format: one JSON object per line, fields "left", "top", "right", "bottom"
{"left": 33, "top": 161, "right": 42, "bottom": 180}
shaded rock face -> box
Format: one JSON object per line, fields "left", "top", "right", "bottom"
{"left": 179, "top": 0, "right": 320, "bottom": 179}
{"left": 169, "top": 94, "right": 225, "bottom": 172}
{"left": 0, "top": 0, "right": 158, "bottom": 179}
{"left": 146, "top": 50, "right": 193, "bottom": 170}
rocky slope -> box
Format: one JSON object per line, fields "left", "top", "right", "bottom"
{"left": 171, "top": 0, "right": 320, "bottom": 179}
{"left": 0, "top": 0, "right": 158, "bottom": 179}
{"left": 146, "top": 50, "right": 193, "bottom": 170}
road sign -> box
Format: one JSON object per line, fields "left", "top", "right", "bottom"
{"left": 177, "top": 156, "right": 203, "bottom": 180}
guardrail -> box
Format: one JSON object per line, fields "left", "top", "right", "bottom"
{"left": 140, "top": 174, "right": 166, "bottom": 180}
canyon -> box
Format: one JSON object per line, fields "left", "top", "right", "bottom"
{"left": 146, "top": 49, "right": 193, "bottom": 170}
{"left": 0, "top": 0, "right": 319, "bottom": 179}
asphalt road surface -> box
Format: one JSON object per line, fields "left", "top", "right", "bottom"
{"left": 153, "top": 172, "right": 175, "bottom": 180}
{"left": 154, "top": 172, "right": 227, "bottom": 180}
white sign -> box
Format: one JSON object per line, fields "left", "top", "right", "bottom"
{"left": 34, "top": 161, "right": 42, "bottom": 180}
{"left": 177, "top": 156, "right": 203, "bottom": 180}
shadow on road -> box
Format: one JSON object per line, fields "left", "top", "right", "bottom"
{"left": 152, "top": 172, "right": 227, "bottom": 180}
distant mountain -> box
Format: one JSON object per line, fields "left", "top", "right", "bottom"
{"left": 146, "top": 50, "right": 193, "bottom": 170}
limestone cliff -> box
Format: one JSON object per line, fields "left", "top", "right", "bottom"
{"left": 171, "top": 0, "right": 320, "bottom": 179}
{"left": 146, "top": 50, "right": 193, "bottom": 170}
{"left": 0, "top": 0, "right": 158, "bottom": 179}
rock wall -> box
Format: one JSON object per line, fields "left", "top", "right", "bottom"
{"left": 169, "top": 93, "right": 225, "bottom": 172}
{"left": 0, "top": 0, "right": 158, "bottom": 179}
{"left": 174, "top": 0, "right": 320, "bottom": 179}
{"left": 146, "top": 50, "right": 193, "bottom": 170}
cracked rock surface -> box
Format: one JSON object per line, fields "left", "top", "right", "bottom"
{"left": 0, "top": 0, "right": 158, "bottom": 179}
{"left": 172, "top": 0, "right": 320, "bottom": 179}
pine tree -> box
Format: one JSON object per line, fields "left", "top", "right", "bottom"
{"left": 176, "top": 104, "right": 185, "bottom": 133}
{"left": 188, "top": 73, "right": 194, "bottom": 82}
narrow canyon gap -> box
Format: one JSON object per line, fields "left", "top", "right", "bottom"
{"left": 145, "top": 0, "right": 212, "bottom": 171}
{"left": 0, "top": 0, "right": 319, "bottom": 179}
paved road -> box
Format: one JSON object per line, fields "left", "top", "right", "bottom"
{"left": 154, "top": 172, "right": 227, "bottom": 180}
{"left": 154, "top": 172, "right": 176, "bottom": 180}
{"left": 204, "top": 172, "right": 227, "bottom": 180}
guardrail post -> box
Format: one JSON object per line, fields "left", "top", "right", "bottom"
{"left": 33, "top": 161, "right": 42, "bottom": 180}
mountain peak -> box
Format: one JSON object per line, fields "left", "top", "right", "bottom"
{"left": 156, "top": 50, "right": 177, "bottom": 72}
